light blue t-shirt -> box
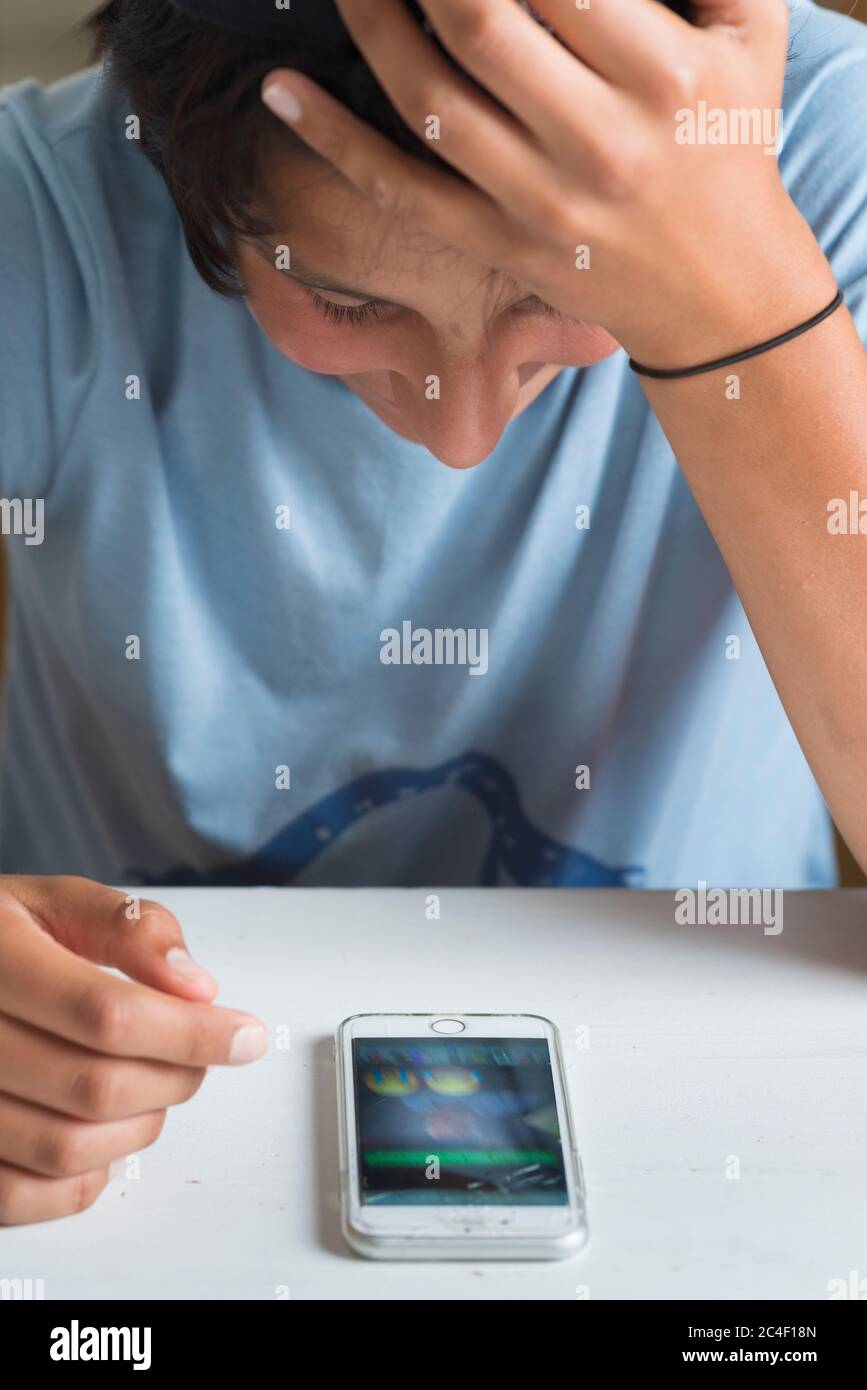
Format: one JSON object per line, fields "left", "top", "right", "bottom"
{"left": 1, "top": 0, "right": 865, "bottom": 889}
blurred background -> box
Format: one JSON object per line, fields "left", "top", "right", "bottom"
{"left": 1, "top": 0, "right": 864, "bottom": 883}
{"left": 1, "top": 0, "right": 95, "bottom": 84}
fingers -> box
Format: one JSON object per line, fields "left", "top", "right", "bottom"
{"left": 0, "top": 897, "right": 267, "bottom": 1067}
{"left": 416, "top": 0, "right": 616, "bottom": 144}
{"left": 5, "top": 874, "right": 218, "bottom": 1001}
{"left": 261, "top": 71, "right": 513, "bottom": 269}
{"left": 0, "top": 1013, "right": 205, "bottom": 1120}
{"left": 527, "top": 0, "right": 696, "bottom": 97}
{"left": 335, "top": 0, "right": 594, "bottom": 190}
{"left": 0, "top": 1090, "right": 166, "bottom": 1178}
{"left": 0, "top": 1159, "right": 110, "bottom": 1226}
{"left": 0, "top": 880, "right": 265, "bottom": 1227}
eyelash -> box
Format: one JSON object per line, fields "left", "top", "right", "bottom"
{"left": 304, "top": 289, "right": 387, "bottom": 325}
{"left": 303, "top": 286, "right": 563, "bottom": 327}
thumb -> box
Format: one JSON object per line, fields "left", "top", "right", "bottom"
{"left": 6, "top": 874, "right": 219, "bottom": 1002}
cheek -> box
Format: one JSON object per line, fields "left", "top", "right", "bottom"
{"left": 245, "top": 292, "right": 397, "bottom": 375}
{"left": 249, "top": 307, "right": 620, "bottom": 378}
{"left": 244, "top": 266, "right": 620, "bottom": 379}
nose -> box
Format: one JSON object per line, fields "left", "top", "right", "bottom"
{"left": 389, "top": 350, "right": 523, "bottom": 469}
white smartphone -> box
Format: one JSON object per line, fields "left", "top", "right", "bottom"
{"left": 336, "top": 1013, "right": 588, "bottom": 1260}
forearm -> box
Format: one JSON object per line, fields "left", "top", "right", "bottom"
{"left": 640, "top": 264, "right": 867, "bottom": 868}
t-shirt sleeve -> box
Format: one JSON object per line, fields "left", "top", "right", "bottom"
{"left": 0, "top": 95, "right": 94, "bottom": 502}
{"left": 779, "top": 8, "right": 867, "bottom": 344}
{"left": 0, "top": 103, "right": 53, "bottom": 499}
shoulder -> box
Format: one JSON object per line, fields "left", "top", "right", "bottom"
{"left": 0, "top": 64, "right": 161, "bottom": 254}
{"left": 778, "top": 2, "right": 867, "bottom": 327}
{"left": 784, "top": 0, "right": 867, "bottom": 86}
{"left": 0, "top": 67, "right": 163, "bottom": 495}
{"left": 781, "top": 0, "right": 867, "bottom": 145}
{"left": 1, "top": 64, "right": 121, "bottom": 141}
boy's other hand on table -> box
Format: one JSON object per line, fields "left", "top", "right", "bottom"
{"left": 0, "top": 876, "right": 267, "bottom": 1225}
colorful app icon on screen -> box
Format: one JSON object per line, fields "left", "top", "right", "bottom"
{"left": 363, "top": 1066, "right": 420, "bottom": 1096}
{"left": 420, "top": 1067, "right": 482, "bottom": 1096}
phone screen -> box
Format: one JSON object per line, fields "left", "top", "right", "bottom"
{"left": 352, "top": 1036, "right": 569, "bottom": 1205}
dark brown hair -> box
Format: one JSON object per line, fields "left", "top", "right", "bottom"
{"left": 86, "top": 0, "right": 694, "bottom": 297}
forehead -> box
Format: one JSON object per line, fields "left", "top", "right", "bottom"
{"left": 256, "top": 150, "right": 502, "bottom": 302}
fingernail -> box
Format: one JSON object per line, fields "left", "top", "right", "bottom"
{"left": 262, "top": 83, "right": 301, "bottom": 123}
{"left": 166, "top": 947, "right": 217, "bottom": 989}
{"left": 229, "top": 1023, "right": 268, "bottom": 1065}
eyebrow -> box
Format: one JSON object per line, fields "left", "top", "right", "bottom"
{"left": 251, "top": 236, "right": 539, "bottom": 314}
{"left": 253, "top": 237, "right": 393, "bottom": 302}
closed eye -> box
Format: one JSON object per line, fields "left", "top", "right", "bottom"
{"left": 303, "top": 284, "right": 564, "bottom": 327}
{"left": 304, "top": 288, "right": 391, "bottom": 325}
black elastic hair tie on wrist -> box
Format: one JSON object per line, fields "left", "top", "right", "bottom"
{"left": 628, "top": 288, "right": 844, "bottom": 380}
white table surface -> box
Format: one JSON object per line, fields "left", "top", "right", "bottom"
{"left": 3, "top": 886, "right": 866, "bottom": 1301}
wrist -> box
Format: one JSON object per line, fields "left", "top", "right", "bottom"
{"left": 614, "top": 202, "right": 837, "bottom": 371}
